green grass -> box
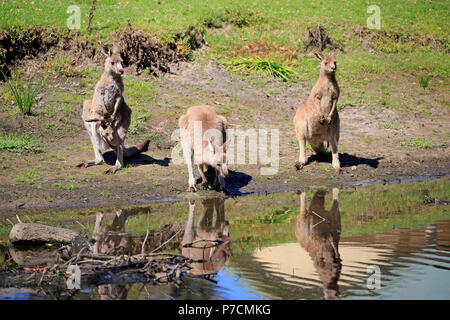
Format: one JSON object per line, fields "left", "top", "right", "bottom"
{"left": 0, "top": 1, "right": 447, "bottom": 89}
{"left": 403, "top": 137, "right": 436, "bottom": 149}
{"left": 0, "top": 133, "right": 44, "bottom": 153}
{"left": 419, "top": 74, "right": 432, "bottom": 90}
{"left": 44, "top": 54, "right": 87, "bottom": 77}
{"left": 225, "top": 56, "right": 295, "bottom": 81}
{"left": 8, "top": 82, "right": 37, "bottom": 115}
{"left": 13, "top": 169, "right": 41, "bottom": 185}
{"left": 383, "top": 122, "right": 400, "bottom": 130}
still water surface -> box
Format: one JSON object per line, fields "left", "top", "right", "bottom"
{"left": 0, "top": 177, "right": 449, "bottom": 300}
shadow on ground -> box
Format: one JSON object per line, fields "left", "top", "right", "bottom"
{"left": 308, "top": 152, "right": 383, "bottom": 168}
{"left": 103, "top": 151, "right": 171, "bottom": 167}
{"left": 195, "top": 168, "right": 253, "bottom": 196}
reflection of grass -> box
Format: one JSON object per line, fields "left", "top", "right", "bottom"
{"left": 229, "top": 177, "right": 450, "bottom": 254}
{"left": 0, "top": 177, "right": 448, "bottom": 259}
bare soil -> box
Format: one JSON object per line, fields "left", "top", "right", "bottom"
{"left": 0, "top": 48, "right": 449, "bottom": 209}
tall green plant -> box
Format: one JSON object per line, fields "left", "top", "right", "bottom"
{"left": 8, "top": 82, "right": 37, "bottom": 115}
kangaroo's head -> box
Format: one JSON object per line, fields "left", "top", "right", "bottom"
{"left": 314, "top": 51, "right": 338, "bottom": 76}
{"left": 98, "top": 121, "right": 118, "bottom": 146}
{"left": 205, "top": 137, "right": 229, "bottom": 179}
{"left": 102, "top": 43, "right": 124, "bottom": 76}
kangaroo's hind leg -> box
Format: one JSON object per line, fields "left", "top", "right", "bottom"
{"left": 76, "top": 121, "right": 105, "bottom": 168}
{"left": 105, "top": 142, "right": 124, "bottom": 174}
{"left": 197, "top": 165, "right": 210, "bottom": 190}
{"left": 295, "top": 135, "right": 307, "bottom": 170}
{"left": 329, "top": 117, "right": 341, "bottom": 174}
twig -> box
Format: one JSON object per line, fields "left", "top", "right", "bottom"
{"left": 38, "top": 267, "right": 47, "bottom": 286}
{"left": 75, "top": 221, "right": 86, "bottom": 229}
{"left": 141, "top": 210, "right": 151, "bottom": 256}
{"left": 150, "top": 229, "right": 182, "bottom": 254}
{"left": 182, "top": 239, "right": 223, "bottom": 248}
{"left": 311, "top": 210, "right": 326, "bottom": 229}
{"left": 87, "top": 0, "right": 96, "bottom": 33}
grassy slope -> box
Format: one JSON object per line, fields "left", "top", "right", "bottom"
{"left": 1, "top": 0, "right": 449, "bottom": 82}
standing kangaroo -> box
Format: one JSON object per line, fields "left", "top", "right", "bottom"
{"left": 293, "top": 51, "right": 341, "bottom": 173}
{"left": 178, "top": 105, "right": 229, "bottom": 192}
{"left": 77, "top": 43, "right": 149, "bottom": 173}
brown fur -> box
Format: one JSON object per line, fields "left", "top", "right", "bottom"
{"left": 82, "top": 43, "right": 125, "bottom": 124}
{"left": 178, "top": 105, "right": 229, "bottom": 192}
{"left": 77, "top": 44, "right": 148, "bottom": 174}
{"left": 181, "top": 198, "right": 231, "bottom": 277}
{"left": 295, "top": 189, "right": 341, "bottom": 300}
{"left": 293, "top": 51, "right": 341, "bottom": 173}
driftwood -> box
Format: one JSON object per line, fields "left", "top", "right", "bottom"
{"left": 9, "top": 223, "right": 88, "bottom": 244}
{"left": 2, "top": 220, "right": 220, "bottom": 292}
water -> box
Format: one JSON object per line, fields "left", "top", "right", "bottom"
{"left": 0, "top": 177, "right": 449, "bottom": 300}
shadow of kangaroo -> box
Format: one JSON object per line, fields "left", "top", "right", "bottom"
{"left": 77, "top": 43, "right": 149, "bottom": 174}
{"left": 294, "top": 51, "right": 341, "bottom": 173}
{"left": 181, "top": 197, "right": 231, "bottom": 279}
{"left": 295, "top": 189, "right": 342, "bottom": 300}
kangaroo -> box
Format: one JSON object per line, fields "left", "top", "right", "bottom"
{"left": 293, "top": 51, "right": 341, "bottom": 173}
{"left": 295, "top": 189, "right": 342, "bottom": 300}
{"left": 82, "top": 43, "right": 124, "bottom": 124}
{"left": 178, "top": 105, "right": 229, "bottom": 192}
{"left": 181, "top": 198, "right": 231, "bottom": 278}
{"left": 77, "top": 43, "right": 149, "bottom": 174}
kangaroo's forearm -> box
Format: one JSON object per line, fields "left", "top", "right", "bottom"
{"left": 328, "top": 99, "right": 337, "bottom": 117}
{"left": 111, "top": 96, "right": 123, "bottom": 121}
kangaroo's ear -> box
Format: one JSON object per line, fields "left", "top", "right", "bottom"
{"left": 332, "top": 50, "right": 339, "bottom": 59}
{"left": 101, "top": 45, "right": 111, "bottom": 57}
{"left": 112, "top": 42, "right": 121, "bottom": 54}
{"left": 208, "top": 138, "right": 215, "bottom": 153}
{"left": 313, "top": 52, "right": 325, "bottom": 61}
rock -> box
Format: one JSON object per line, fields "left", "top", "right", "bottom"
{"left": 9, "top": 223, "right": 87, "bottom": 244}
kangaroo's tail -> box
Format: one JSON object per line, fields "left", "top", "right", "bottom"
{"left": 124, "top": 139, "right": 150, "bottom": 159}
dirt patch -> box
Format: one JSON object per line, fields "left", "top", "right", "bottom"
{"left": 352, "top": 25, "right": 449, "bottom": 53}
{"left": 119, "top": 23, "right": 205, "bottom": 76}
{"left": 0, "top": 24, "right": 206, "bottom": 79}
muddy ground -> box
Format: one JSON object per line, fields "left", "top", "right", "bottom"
{"left": 0, "top": 47, "right": 449, "bottom": 209}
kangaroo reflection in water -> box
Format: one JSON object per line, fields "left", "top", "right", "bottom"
{"left": 181, "top": 197, "right": 231, "bottom": 279}
{"left": 295, "top": 188, "right": 342, "bottom": 300}
{"left": 92, "top": 209, "right": 132, "bottom": 256}
{"left": 92, "top": 209, "right": 131, "bottom": 300}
